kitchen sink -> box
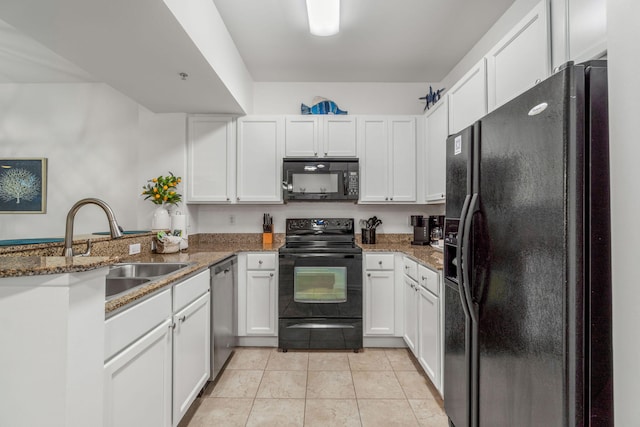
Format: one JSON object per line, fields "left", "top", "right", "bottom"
{"left": 105, "top": 262, "right": 193, "bottom": 300}
{"left": 107, "top": 262, "right": 191, "bottom": 279}
{"left": 105, "top": 277, "right": 151, "bottom": 299}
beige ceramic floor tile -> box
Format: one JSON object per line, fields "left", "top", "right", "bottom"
{"left": 396, "top": 370, "right": 434, "bottom": 399}
{"left": 265, "top": 350, "right": 309, "bottom": 371}
{"left": 408, "top": 399, "right": 449, "bottom": 427}
{"left": 308, "top": 352, "right": 351, "bottom": 371}
{"left": 348, "top": 349, "right": 393, "bottom": 371}
{"left": 385, "top": 348, "right": 418, "bottom": 371}
{"left": 352, "top": 371, "right": 405, "bottom": 399}
{"left": 246, "top": 398, "right": 305, "bottom": 427}
{"left": 226, "top": 347, "right": 272, "bottom": 370}
{"left": 304, "top": 399, "right": 362, "bottom": 427}
{"left": 307, "top": 370, "right": 356, "bottom": 399}
{"left": 181, "top": 398, "right": 253, "bottom": 427}
{"left": 208, "top": 369, "right": 263, "bottom": 398}
{"left": 358, "top": 399, "right": 419, "bottom": 427}
{"left": 256, "top": 370, "right": 308, "bottom": 398}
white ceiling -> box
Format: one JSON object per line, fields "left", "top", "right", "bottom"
{"left": 0, "top": 0, "right": 516, "bottom": 112}
{"left": 213, "top": 0, "right": 516, "bottom": 82}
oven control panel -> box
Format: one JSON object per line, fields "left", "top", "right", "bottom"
{"left": 286, "top": 218, "right": 354, "bottom": 233}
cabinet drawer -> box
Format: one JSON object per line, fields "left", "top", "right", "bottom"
{"left": 402, "top": 257, "right": 418, "bottom": 280}
{"left": 105, "top": 288, "right": 172, "bottom": 361}
{"left": 418, "top": 264, "right": 439, "bottom": 296}
{"left": 247, "top": 253, "right": 277, "bottom": 270}
{"left": 364, "top": 253, "right": 395, "bottom": 270}
{"left": 174, "top": 269, "right": 210, "bottom": 312}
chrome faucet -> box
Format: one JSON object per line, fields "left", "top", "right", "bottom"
{"left": 62, "top": 198, "right": 123, "bottom": 257}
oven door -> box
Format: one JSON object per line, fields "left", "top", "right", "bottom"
{"left": 278, "top": 252, "right": 362, "bottom": 318}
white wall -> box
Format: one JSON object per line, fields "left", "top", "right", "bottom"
{"left": 193, "top": 203, "right": 444, "bottom": 235}
{"left": 608, "top": 0, "right": 640, "bottom": 423}
{"left": 253, "top": 82, "right": 433, "bottom": 115}
{"left": 0, "top": 83, "right": 141, "bottom": 240}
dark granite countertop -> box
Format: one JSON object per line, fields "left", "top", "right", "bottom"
{"left": 0, "top": 233, "right": 443, "bottom": 315}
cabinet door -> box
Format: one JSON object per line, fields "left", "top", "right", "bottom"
{"left": 186, "top": 115, "right": 235, "bottom": 202}
{"left": 403, "top": 276, "right": 419, "bottom": 355}
{"left": 285, "top": 116, "right": 318, "bottom": 157}
{"left": 246, "top": 270, "right": 277, "bottom": 335}
{"left": 323, "top": 116, "right": 357, "bottom": 157}
{"left": 425, "top": 98, "right": 448, "bottom": 202}
{"left": 104, "top": 319, "right": 172, "bottom": 427}
{"left": 172, "top": 293, "right": 211, "bottom": 426}
{"left": 359, "top": 117, "right": 389, "bottom": 202}
{"left": 389, "top": 117, "right": 417, "bottom": 202}
{"left": 237, "top": 116, "right": 284, "bottom": 203}
{"left": 486, "top": 0, "right": 550, "bottom": 111}
{"left": 364, "top": 270, "right": 395, "bottom": 335}
{"left": 418, "top": 287, "right": 439, "bottom": 388}
{"left": 448, "top": 58, "right": 487, "bottom": 134}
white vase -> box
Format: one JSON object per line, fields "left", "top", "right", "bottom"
{"left": 151, "top": 206, "right": 171, "bottom": 231}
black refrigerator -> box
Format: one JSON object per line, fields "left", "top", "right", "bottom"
{"left": 443, "top": 61, "right": 612, "bottom": 427}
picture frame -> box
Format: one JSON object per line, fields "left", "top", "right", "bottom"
{"left": 0, "top": 158, "right": 48, "bottom": 214}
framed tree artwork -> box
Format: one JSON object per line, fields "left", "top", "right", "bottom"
{"left": 0, "top": 158, "right": 48, "bottom": 213}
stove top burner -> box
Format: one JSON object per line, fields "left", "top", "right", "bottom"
{"left": 281, "top": 217, "right": 361, "bottom": 254}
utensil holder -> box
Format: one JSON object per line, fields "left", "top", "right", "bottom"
{"left": 361, "top": 228, "right": 376, "bottom": 244}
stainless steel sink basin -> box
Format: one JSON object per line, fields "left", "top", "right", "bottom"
{"left": 105, "top": 277, "right": 151, "bottom": 299}
{"left": 107, "top": 262, "right": 191, "bottom": 279}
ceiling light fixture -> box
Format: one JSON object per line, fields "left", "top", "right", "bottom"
{"left": 306, "top": 0, "right": 340, "bottom": 37}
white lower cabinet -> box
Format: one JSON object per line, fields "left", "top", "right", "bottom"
{"left": 364, "top": 253, "right": 396, "bottom": 335}
{"left": 403, "top": 275, "right": 419, "bottom": 353}
{"left": 104, "top": 319, "right": 173, "bottom": 427}
{"left": 172, "top": 292, "right": 210, "bottom": 426}
{"left": 418, "top": 286, "right": 439, "bottom": 384}
{"left": 104, "top": 270, "right": 211, "bottom": 427}
{"left": 417, "top": 265, "right": 441, "bottom": 391}
{"left": 238, "top": 252, "right": 278, "bottom": 336}
{"left": 104, "top": 289, "right": 173, "bottom": 427}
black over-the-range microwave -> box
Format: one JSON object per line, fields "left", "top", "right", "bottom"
{"left": 282, "top": 158, "right": 359, "bottom": 201}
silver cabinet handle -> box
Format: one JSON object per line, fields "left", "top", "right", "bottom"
{"left": 378, "top": 260, "right": 383, "bottom": 265}
{"left": 170, "top": 322, "right": 176, "bottom": 330}
{"left": 367, "top": 273, "right": 371, "bottom": 277}
{"left": 390, "top": 197, "right": 393, "bottom": 201}
{"left": 226, "top": 197, "right": 230, "bottom": 201}
{"left": 179, "top": 315, "right": 186, "bottom": 322}
{"left": 237, "top": 197, "right": 240, "bottom": 201}
{"left": 259, "top": 260, "right": 263, "bottom": 265}
{"left": 314, "top": 152, "right": 318, "bottom": 156}
{"left": 269, "top": 273, "right": 274, "bottom": 277}
{"left": 385, "top": 197, "right": 389, "bottom": 201}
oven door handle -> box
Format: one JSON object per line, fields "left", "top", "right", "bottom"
{"left": 279, "top": 253, "right": 359, "bottom": 259}
{"left": 287, "top": 323, "right": 355, "bottom": 329}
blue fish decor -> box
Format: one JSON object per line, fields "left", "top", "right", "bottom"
{"left": 301, "top": 97, "right": 348, "bottom": 115}
{"left": 419, "top": 86, "right": 445, "bottom": 111}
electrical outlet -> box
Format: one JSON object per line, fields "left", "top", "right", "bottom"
{"left": 129, "top": 243, "right": 141, "bottom": 255}
{"left": 229, "top": 215, "right": 236, "bottom": 225}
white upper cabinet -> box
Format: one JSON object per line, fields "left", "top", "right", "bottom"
{"left": 284, "top": 116, "right": 356, "bottom": 158}
{"left": 323, "top": 116, "right": 357, "bottom": 157}
{"left": 186, "top": 115, "right": 235, "bottom": 203}
{"left": 486, "top": 0, "right": 551, "bottom": 111}
{"left": 447, "top": 59, "right": 487, "bottom": 135}
{"left": 425, "top": 97, "right": 448, "bottom": 203}
{"left": 359, "top": 116, "right": 416, "bottom": 203}
{"left": 236, "top": 116, "right": 284, "bottom": 203}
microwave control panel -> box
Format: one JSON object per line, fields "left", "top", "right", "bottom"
{"left": 347, "top": 172, "right": 359, "bottom": 196}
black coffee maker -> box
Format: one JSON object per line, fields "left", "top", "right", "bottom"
{"left": 411, "top": 215, "right": 429, "bottom": 245}
{"left": 411, "top": 215, "right": 445, "bottom": 247}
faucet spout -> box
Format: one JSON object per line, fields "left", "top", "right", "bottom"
{"left": 63, "top": 198, "right": 124, "bottom": 257}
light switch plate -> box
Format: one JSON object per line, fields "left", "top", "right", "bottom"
{"left": 129, "top": 243, "right": 141, "bottom": 255}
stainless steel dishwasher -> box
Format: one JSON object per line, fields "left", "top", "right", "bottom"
{"left": 210, "top": 256, "right": 237, "bottom": 380}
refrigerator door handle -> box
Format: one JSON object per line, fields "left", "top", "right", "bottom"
{"left": 462, "top": 192, "right": 480, "bottom": 325}
{"left": 457, "top": 194, "right": 473, "bottom": 317}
